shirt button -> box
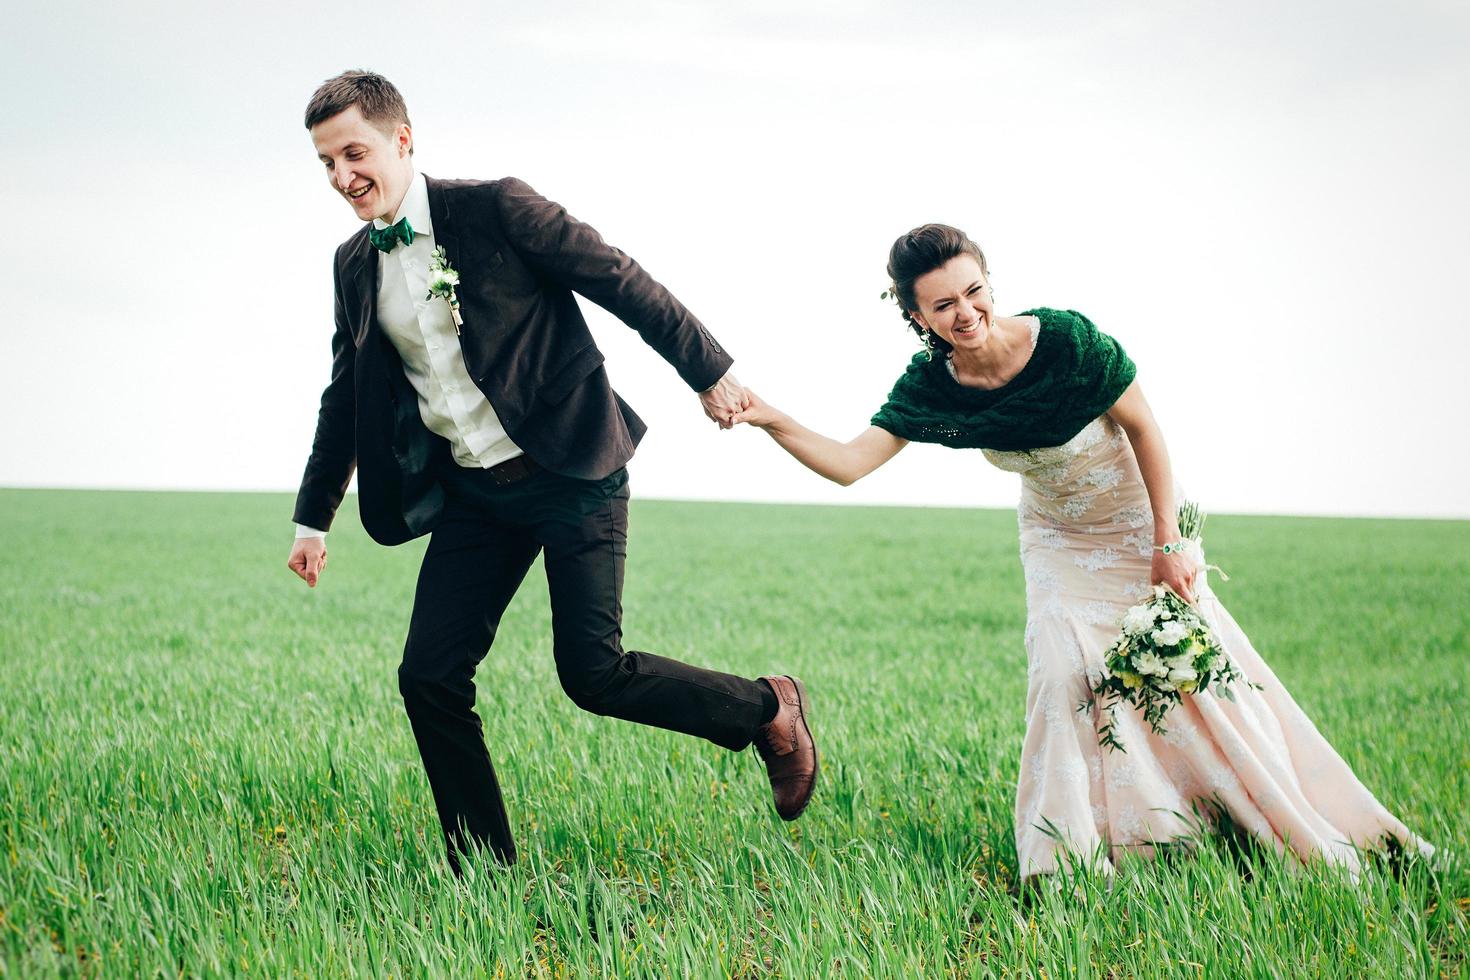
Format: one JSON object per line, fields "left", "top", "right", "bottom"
{"left": 447, "top": 384, "right": 458, "bottom": 392}
{"left": 429, "top": 344, "right": 440, "bottom": 352}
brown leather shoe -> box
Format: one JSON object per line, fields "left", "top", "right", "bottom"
{"left": 755, "top": 675, "right": 818, "bottom": 820}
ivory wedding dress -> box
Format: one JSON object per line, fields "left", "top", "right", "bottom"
{"left": 982, "top": 400, "right": 1427, "bottom": 879}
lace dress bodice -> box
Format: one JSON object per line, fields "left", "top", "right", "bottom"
{"left": 984, "top": 416, "right": 1155, "bottom": 542}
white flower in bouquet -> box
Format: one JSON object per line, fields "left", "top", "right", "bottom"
{"left": 1135, "top": 651, "right": 1168, "bottom": 678}
{"left": 1167, "top": 665, "right": 1198, "bottom": 691}
{"left": 1152, "top": 620, "right": 1190, "bottom": 647}
{"left": 1121, "top": 604, "right": 1156, "bottom": 636}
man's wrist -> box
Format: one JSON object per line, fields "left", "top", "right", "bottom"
{"left": 295, "top": 523, "right": 327, "bottom": 540}
{"left": 699, "top": 366, "right": 736, "bottom": 394}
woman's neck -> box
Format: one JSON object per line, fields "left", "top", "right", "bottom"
{"left": 949, "top": 317, "right": 1028, "bottom": 389}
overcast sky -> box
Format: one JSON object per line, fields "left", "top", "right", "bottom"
{"left": 2, "top": 0, "right": 1467, "bottom": 519}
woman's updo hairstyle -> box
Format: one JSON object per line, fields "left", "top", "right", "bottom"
{"left": 886, "top": 223, "right": 989, "bottom": 353}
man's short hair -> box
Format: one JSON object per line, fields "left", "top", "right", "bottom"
{"left": 304, "top": 70, "right": 412, "bottom": 151}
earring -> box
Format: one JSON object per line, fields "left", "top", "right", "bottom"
{"left": 922, "top": 329, "right": 936, "bottom": 361}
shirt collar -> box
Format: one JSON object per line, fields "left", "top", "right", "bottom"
{"left": 372, "top": 171, "right": 432, "bottom": 237}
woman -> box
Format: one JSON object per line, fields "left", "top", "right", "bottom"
{"left": 732, "top": 223, "right": 1428, "bottom": 881}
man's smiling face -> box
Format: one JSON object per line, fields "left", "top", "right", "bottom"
{"left": 311, "top": 104, "right": 414, "bottom": 223}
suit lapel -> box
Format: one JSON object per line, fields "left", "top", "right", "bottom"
{"left": 425, "top": 176, "right": 461, "bottom": 283}
{"left": 344, "top": 228, "right": 378, "bottom": 349}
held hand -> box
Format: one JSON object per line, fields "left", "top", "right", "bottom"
{"left": 698, "top": 371, "right": 750, "bottom": 429}
{"left": 1150, "top": 548, "right": 1196, "bottom": 605}
{"left": 287, "top": 537, "right": 328, "bottom": 588}
{"left": 730, "top": 389, "right": 785, "bottom": 429}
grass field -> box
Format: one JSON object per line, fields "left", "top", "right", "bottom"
{"left": 1, "top": 487, "right": 1467, "bottom": 977}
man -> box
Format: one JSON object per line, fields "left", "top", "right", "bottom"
{"left": 286, "top": 70, "right": 817, "bottom": 873}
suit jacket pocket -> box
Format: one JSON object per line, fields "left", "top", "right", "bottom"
{"left": 538, "top": 345, "right": 606, "bottom": 406}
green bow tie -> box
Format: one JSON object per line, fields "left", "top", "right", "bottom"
{"left": 369, "top": 217, "right": 415, "bottom": 253}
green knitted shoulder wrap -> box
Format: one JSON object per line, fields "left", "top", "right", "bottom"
{"left": 869, "top": 308, "right": 1136, "bottom": 452}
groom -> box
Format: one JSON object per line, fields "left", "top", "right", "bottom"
{"left": 286, "top": 70, "right": 817, "bottom": 872}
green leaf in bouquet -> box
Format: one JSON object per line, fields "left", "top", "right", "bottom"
{"left": 1177, "top": 499, "right": 1206, "bottom": 540}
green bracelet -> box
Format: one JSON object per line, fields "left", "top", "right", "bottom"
{"left": 1155, "top": 541, "right": 1186, "bottom": 555}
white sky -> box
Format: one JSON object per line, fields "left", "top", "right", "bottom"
{"left": 2, "top": 0, "right": 1467, "bottom": 518}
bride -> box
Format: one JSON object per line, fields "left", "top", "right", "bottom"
{"left": 732, "top": 223, "right": 1429, "bottom": 881}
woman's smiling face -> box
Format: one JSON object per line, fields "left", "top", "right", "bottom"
{"left": 910, "top": 254, "right": 995, "bottom": 352}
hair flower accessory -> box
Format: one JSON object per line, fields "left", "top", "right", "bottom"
{"left": 425, "top": 246, "right": 463, "bottom": 334}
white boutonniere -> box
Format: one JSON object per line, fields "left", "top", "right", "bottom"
{"left": 425, "top": 246, "right": 464, "bottom": 334}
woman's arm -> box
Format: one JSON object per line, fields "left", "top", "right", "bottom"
{"left": 1106, "top": 380, "right": 1198, "bottom": 602}
{"left": 732, "top": 391, "right": 907, "bottom": 486}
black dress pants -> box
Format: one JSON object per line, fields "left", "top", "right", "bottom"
{"left": 396, "top": 461, "right": 769, "bottom": 870}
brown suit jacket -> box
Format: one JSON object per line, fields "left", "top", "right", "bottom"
{"left": 292, "top": 176, "right": 732, "bottom": 546}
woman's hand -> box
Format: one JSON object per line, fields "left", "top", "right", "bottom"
{"left": 1151, "top": 547, "right": 1197, "bottom": 604}
{"left": 730, "top": 389, "right": 786, "bottom": 429}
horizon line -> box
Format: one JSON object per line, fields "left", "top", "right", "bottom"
{"left": 1, "top": 484, "right": 1465, "bottom": 523}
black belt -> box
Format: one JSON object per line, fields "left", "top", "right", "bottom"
{"left": 483, "top": 454, "right": 541, "bottom": 486}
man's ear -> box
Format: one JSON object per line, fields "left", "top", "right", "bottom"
{"left": 397, "top": 123, "right": 413, "bottom": 157}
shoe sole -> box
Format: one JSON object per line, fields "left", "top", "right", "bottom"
{"left": 783, "top": 674, "right": 818, "bottom": 821}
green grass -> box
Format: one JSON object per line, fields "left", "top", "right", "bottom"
{"left": 1, "top": 488, "right": 1466, "bottom": 977}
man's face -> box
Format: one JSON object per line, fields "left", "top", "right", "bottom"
{"left": 311, "top": 104, "right": 414, "bottom": 223}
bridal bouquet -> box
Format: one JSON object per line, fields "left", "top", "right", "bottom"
{"left": 1083, "top": 502, "right": 1252, "bottom": 752}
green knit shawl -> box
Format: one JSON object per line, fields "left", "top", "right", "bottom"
{"left": 870, "top": 308, "right": 1136, "bottom": 451}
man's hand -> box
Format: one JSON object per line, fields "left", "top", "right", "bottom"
{"left": 698, "top": 371, "right": 751, "bottom": 429}
{"left": 287, "top": 537, "right": 328, "bottom": 588}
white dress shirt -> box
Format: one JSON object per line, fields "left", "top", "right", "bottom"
{"left": 297, "top": 172, "right": 522, "bottom": 538}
